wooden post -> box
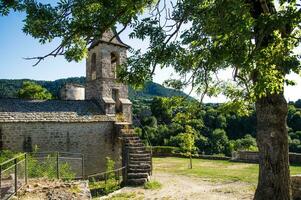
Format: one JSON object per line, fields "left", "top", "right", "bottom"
{"left": 56, "top": 152, "right": 60, "bottom": 179}
{"left": 14, "top": 158, "right": 17, "bottom": 194}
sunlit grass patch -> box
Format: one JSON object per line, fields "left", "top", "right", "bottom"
{"left": 144, "top": 180, "right": 162, "bottom": 190}
{"left": 153, "top": 157, "right": 301, "bottom": 185}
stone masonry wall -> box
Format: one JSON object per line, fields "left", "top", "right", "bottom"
{"left": 0, "top": 122, "right": 122, "bottom": 176}
{"left": 85, "top": 42, "right": 128, "bottom": 101}
{"left": 233, "top": 151, "right": 301, "bottom": 164}
{"left": 60, "top": 85, "right": 85, "bottom": 100}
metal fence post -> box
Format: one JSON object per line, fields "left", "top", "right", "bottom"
{"left": 0, "top": 164, "right": 2, "bottom": 199}
{"left": 14, "top": 158, "right": 17, "bottom": 194}
{"left": 56, "top": 152, "right": 60, "bottom": 179}
{"left": 25, "top": 153, "right": 28, "bottom": 184}
{"left": 81, "top": 154, "right": 84, "bottom": 179}
{"left": 117, "top": 170, "right": 120, "bottom": 185}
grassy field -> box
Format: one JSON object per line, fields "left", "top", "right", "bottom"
{"left": 152, "top": 157, "right": 301, "bottom": 185}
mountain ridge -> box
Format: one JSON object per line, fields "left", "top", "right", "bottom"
{"left": 0, "top": 77, "right": 189, "bottom": 100}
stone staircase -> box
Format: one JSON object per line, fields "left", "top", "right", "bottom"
{"left": 122, "top": 131, "right": 152, "bottom": 185}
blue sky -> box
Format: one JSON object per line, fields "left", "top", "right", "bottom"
{"left": 0, "top": 3, "right": 300, "bottom": 103}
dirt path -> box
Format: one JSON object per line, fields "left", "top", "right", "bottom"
{"left": 103, "top": 172, "right": 255, "bottom": 200}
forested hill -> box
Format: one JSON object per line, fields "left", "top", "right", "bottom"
{"left": 0, "top": 77, "right": 189, "bottom": 100}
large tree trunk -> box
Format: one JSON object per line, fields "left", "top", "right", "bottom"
{"left": 254, "top": 93, "right": 291, "bottom": 200}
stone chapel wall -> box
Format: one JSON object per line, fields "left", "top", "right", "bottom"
{"left": 0, "top": 122, "right": 122, "bottom": 176}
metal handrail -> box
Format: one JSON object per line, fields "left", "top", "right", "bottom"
{"left": 0, "top": 153, "right": 26, "bottom": 167}
{"left": 87, "top": 166, "right": 126, "bottom": 179}
{"left": 30, "top": 151, "right": 83, "bottom": 156}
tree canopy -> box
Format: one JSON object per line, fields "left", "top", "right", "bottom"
{"left": 18, "top": 81, "right": 53, "bottom": 100}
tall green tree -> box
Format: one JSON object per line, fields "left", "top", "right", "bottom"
{"left": 18, "top": 81, "right": 53, "bottom": 100}
{"left": 2, "top": 0, "right": 301, "bottom": 199}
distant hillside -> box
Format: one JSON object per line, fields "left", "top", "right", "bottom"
{"left": 0, "top": 77, "right": 189, "bottom": 100}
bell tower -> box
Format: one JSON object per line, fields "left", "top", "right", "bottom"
{"left": 85, "top": 29, "right": 132, "bottom": 123}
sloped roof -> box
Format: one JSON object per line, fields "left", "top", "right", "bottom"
{"left": 0, "top": 99, "right": 114, "bottom": 123}
{"left": 89, "top": 29, "right": 130, "bottom": 50}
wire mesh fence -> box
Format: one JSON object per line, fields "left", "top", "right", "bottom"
{"left": 29, "top": 152, "right": 84, "bottom": 180}
{"left": 0, "top": 152, "right": 84, "bottom": 200}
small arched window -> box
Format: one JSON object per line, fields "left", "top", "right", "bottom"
{"left": 111, "top": 52, "right": 118, "bottom": 78}
{"left": 91, "top": 53, "right": 97, "bottom": 80}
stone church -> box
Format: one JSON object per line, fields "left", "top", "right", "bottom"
{"left": 0, "top": 30, "right": 151, "bottom": 184}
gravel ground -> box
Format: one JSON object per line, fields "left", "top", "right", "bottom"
{"left": 102, "top": 172, "right": 255, "bottom": 200}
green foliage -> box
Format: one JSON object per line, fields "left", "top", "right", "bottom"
{"left": 0, "top": 150, "right": 75, "bottom": 180}
{"left": 0, "top": 150, "right": 18, "bottom": 164}
{"left": 207, "top": 129, "right": 229, "bottom": 155}
{"left": 232, "top": 134, "right": 258, "bottom": 152}
{"left": 149, "top": 146, "right": 180, "bottom": 154}
{"left": 27, "top": 153, "right": 75, "bottom": 180}
{"left": 105, "top": 157, "right": 115, "bottom": 179}
{"left": 144, "top": 180, "right": 162, "bottom": 190}
{"left": 89, "top": 179, "right": 121, "bottom": 197}
{"left": 18, "top": 81, "right": 52, "bottom": 100}
{"left": 0, "top": 78, "right": 186, "bottom": 101}
{"left": 89, "top": 158, "right": 120, "bottom": 197}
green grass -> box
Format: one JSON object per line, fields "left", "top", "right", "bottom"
{"left": 144, "top": 180, "right": 162, "bottom": 190}
{"left": 153, "top": 157, "right": 301, "bottom": 185}
{"left": 89, "top": 179, "right": 121, "bottom": 197}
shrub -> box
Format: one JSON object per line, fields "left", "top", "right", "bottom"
{"left": 28, "top": 153, "right": 75, "bottom": 180}
{"left": 148, "top": 146, "right": 180, "bottom": 155}
{"left": 105, "top": 157, "right": 115, "bottom": 179}
{"left": 89, "top": 157, "right": 120, "bottom": 198}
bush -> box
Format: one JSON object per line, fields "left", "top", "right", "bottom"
{"left": 0, "top": 150, "right": 75, "bottom": 179}
{"left": 89, "top": 179, "right": 120, "bottom": 196}
{"left": 89, "top": 157, "right": 120, "bottom": 198}
{"left": 28, "top": 153, "right": 75, "bottom": 180}
{"left": 149, "top": 146, "right": 180, "bottom": 155}
{"left": 105, "top": 157, "right": 115, "bottom": 179}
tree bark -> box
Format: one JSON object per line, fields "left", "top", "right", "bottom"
{"left": 254, "top": 93, "right": 291, "bottom": 200}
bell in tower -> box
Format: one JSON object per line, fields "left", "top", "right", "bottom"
{"left": 85, "top": 29, "right": 132, "bottom": 123}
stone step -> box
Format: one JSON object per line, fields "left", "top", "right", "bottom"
{"left": 127, "top": 178, "right": 147, "bottom": 186}
{"left": 128, "top": 147, "right": 146, "bottom": 152}
{"left": 125, "top": 143, "right": 144, "bottom": 147}
{"left": 130, "top": 153, "right": 150, "bottom": 157}
{"left": 128, "top": 168, "right": 151, "bottom": 173}
{"left": 130, "top": 161, "right": 151, "bottom": 166}
{"left": 130, "top": 156, "right": 151, "bottom": 162}
{"left": 129, "top": 150, "right": 148, "bottom": 155}
{"left": 123, "top": 136, "right": 140, "bottom": 139}
{"left": 123, "top": 137, "right": 139, "bottom": 141}
{"left": 122, "top": 133, "right": 138, "bottom": 137}
{"left": 127, "top": 173, "right": 149, "bottom": 179}
{"left": 128, "top": 164, "right": 151, "bottom": 169}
